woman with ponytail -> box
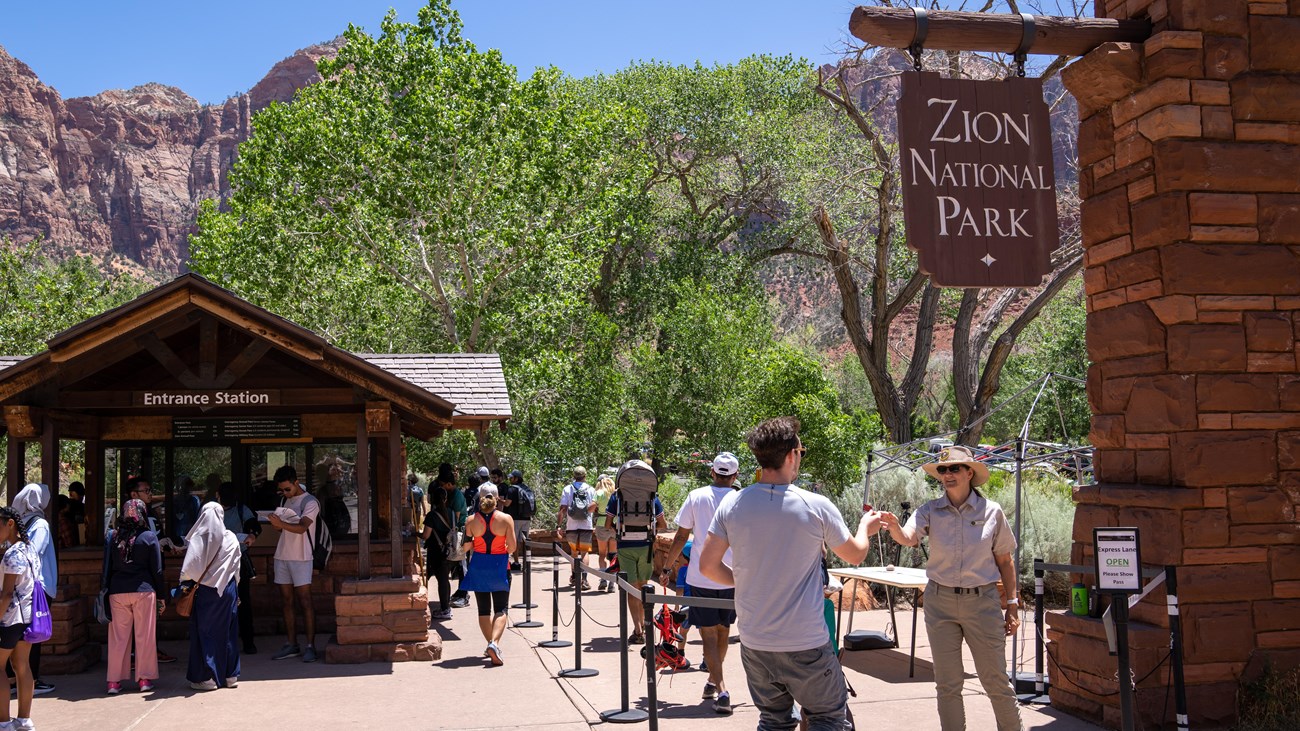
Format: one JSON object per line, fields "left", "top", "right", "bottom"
{"left": 458, "top": 484, "right": 515, "bottom": 666}
{"left": 0, "top": 505, "right": 39, "bottom": 729}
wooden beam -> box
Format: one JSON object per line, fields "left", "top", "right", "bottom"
{"left": 6, "top": 438, "right": 24, "bottom": 503}
{"left": 4, "top": 406, "right": 41, "bottom": 440}
{"left": 388, "top": 413, "right": 403, "bottom": 578}
{"left": 58, "top": 387, "right": 355, "bottom": 409}
{"left": 212, "top": 340, "right": 271, "bottom": 389}
{"left": 47, "top": 289, "right": 191, "bottom": 364}
{"left": 355, "top": 415, "right": 371, "bottom": 580}
{"left": 365, "top": 401, "right": 392, "bottom": 436}
{"left": 138, "top": 332, "right": 202, "bottom": 388}
{"left": 41, "top": 419, "right": 58, "bottom": 513}
{"left": 849, "top": 6, "right": 1150, "bottom": 57}
{"left": 85, "top": 440, "right": 103, "bottom": 545}
{"left": 189, "top": 292, "right": 325, "bottom": 363}
{"left": 198, "top": 316, "right": 218, "bottom": 384}
{"left": 45, "top": 410, "right": 99, "bottom": 440}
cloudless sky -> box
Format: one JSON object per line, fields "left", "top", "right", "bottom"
{"left": 1, "top": 1, "right": 863, "bottom": 105}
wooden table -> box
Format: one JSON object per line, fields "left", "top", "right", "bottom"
{"left": 829, "top": 566, "right": 929, "bottom": 677}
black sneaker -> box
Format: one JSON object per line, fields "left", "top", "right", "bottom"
{"left": 33, "top": 680, "right": 54, "bottom": 695}
{"left": 702, "top": 681, "right": 718, "bottom": 700}
{"left": 450, "top": 596, "right": 470, "bottom": 608}
{"left": 628, "top": 630, "right": 645, "bottom": 645}
{"left": 714, "top": 691, "right": 733, "bottom": 715}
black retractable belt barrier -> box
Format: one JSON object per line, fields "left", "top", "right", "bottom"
{"left": 512, "top": 541, "right": 541, "bottom": 627}
{"left": 600, "top": 571, "right": 647, "bottom": 723}
{"left": 624, "top": 581, "right": 739, "bottom": 731}
{"left": 558, "top": 548, "right": 598, "bottom": 678}
{"left": 538, "top": 542, "right": 571, "bottom": 649}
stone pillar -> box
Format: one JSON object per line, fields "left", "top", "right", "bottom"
{"left": 1055, "top": 1, "right": 1300, "bottom": 727}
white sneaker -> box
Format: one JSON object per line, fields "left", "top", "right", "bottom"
{"left": 190, "top": 679, "right": 218, "bottom": 691}
{"left": 225, "top": 677, "right": 238, "bottom": 688}
{"left": 486, "top": 642, "right": 503, "bottom": 666}
{"left": 11, "top": 719, "right": 33, "bottom": 731}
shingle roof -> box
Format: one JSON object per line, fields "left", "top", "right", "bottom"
{"left": 0, "top": 353, "right": 511, "bottom": 420}
{"left": 356, "top": 354, "right": 512, "bottom": 419}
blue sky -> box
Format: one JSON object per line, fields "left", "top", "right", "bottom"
{"left": 0, "top": 1, "right": 862, "bottom": 105}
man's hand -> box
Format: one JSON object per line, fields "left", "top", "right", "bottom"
{"left": 268, "top": 514, "right": 285, "bottom": 530}
{"left": 1005, "top": 606, "right": 1020, "bottom": 636}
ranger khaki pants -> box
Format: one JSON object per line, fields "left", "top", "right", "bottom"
{"left": 924, "top": 581, "right": 1023, "bottom": 731}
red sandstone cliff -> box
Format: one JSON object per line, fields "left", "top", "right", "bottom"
{"left": 0, "top": 39, "right": 342, "bottom": 273}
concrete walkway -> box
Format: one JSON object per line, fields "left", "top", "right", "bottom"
{"left": 29, "top": 565, "right": 1103, "bottom": 730}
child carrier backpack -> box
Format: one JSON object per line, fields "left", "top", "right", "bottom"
{"left": 614, "top": 459, "right": 658, "bottom": 541}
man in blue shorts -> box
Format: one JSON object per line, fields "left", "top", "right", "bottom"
{"left": 661, "top": 452, "right": 741, "bottom": 714}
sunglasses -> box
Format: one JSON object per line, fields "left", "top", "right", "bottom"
{"left": 934, "top": 464, "right": 968, "bottom": 475}
{"left": 793, "top": 446, "right": 808, "bottom": 458}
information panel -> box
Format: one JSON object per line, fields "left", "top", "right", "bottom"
{"left": 1093, "top": 527, "right": 1142, "bottom": 593}
{"left": 172, "top": 417, "right": 301, "bottom": 441}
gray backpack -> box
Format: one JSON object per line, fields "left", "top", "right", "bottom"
{"left": 614, "top": 459, "right": 659, "bottom": 541}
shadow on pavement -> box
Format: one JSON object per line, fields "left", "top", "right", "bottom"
{"left": 840, "top": 647, "right": 934, "bottom": 684}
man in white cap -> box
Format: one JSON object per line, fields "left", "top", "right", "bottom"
{"left": 660, "top": 452, "right": 742, "bottom": 714}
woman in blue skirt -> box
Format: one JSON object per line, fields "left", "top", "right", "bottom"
{"left": 458, "top": 485, "right": 515, "bottom": 666}
{"left": 179, "top": 503, "right": 242, "bottom": 690}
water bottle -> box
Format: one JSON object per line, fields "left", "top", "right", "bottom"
{"left": 1071, "top": 582, "right": 1088, "bottom": 616}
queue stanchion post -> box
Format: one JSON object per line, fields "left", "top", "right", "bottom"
{"left": 644, "top": 584, "right": 659, "bottom": 731}
{"left": 601, "top": 572, "right": 647, "bottom": 723}
{"left": 1031, "top": 558, "right": 1047, "bottom": 701}
{"left": 559, "top": 560, "right": 598, "bottom": 678}
{"left": 539, "top": 542, "right": 571, "bottom": 649}
{"left": 514, "top": 542, "right": 541, "bottom": 627}
{"left": 1166, "top": 566, "right": 1189, "bottom": 731}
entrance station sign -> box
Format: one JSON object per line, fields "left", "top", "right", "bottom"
{"left": 896, "top": 71, "right": 1058, "bottom": 287}
{"left": 1093, "top": 527, "right": 1142, "bottom": 593}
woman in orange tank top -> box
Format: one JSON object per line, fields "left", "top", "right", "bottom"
{"left": 458, "top": 484, "right": 516, "bottom": 665}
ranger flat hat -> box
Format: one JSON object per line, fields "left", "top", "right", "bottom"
{"left": 922, "top": 445, "right": 990, "bottom": 487}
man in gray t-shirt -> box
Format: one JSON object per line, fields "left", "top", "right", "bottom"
{"left": 701, "top": 417, "right": 882, "bottom": 731}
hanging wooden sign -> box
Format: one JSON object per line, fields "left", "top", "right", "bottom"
{"left": 897, "top": 71, "right": 1058, "bottom": 287}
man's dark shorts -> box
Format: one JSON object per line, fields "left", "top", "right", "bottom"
{"left": 687, "top": 585, "right": 736, "bottom": 628}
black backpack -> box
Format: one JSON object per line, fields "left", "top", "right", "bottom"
{"left": 515, "top": 483, "right": 536, "bottom": 520}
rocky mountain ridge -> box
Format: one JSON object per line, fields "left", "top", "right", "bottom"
{"left": 0, "top": 39, "right": 342, "bottom": 273}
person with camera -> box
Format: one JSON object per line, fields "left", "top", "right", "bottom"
{"left": 878, "top": 445, "right": 1021, "bottom": 731}
{"left": 700, "top": 417, "right": 882, "bottom": 731}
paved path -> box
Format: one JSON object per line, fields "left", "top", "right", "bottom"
{"left": 28, "top": 565, "right": 1103, "bottom": 730}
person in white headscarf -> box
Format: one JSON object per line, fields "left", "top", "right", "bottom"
{"left": 179, "top": 502, "right": 241, "bottom": 691}
{"left": 7, "top": 484, "right": 55, "bottom": 695}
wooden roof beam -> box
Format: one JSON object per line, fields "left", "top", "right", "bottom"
{"left": 849, "top": 6, "right": 1150, "bottom": 57}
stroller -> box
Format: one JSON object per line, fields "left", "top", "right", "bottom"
{"left": 641, "top": 604, "right": 691, "bottom": 671}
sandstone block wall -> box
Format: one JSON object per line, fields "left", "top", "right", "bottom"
{"left": 1056, "top": 0, "right": 1300, "bottom": 727}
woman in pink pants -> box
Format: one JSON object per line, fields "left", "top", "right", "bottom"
{"left": 102, "top": 499, "right": 164, "bottom": 694}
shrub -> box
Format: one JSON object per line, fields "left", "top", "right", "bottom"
{"left": 1236, "top": 662, "right": 1300, "bottom": 731}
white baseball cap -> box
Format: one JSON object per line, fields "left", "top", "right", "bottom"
{"left": 711, "top": 452, "right": 740, "bottom": 476}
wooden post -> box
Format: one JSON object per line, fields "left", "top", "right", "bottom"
{"left": 388, "top": 412, "right": 403, "bottom": 579}
{"left": 355, "top": 415, "right": 371, "bottom": 581}
{"left": 6, "top": 438, "right": 23, "bottom": 504}
{"left": 40, "top": 419, "right": 58, "bottom": 503}
{"left": 848, "top": 6, "right": 1150, "bottom": 56}
{"left": 85, "top": 440, "right": 103, "bottom": 545}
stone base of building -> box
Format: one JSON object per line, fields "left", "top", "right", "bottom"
{"left": 324, "top": 635, "right": 441, "bottom": 664}
{"left": 1045, "top": 610, "right": 1188, "bottom": 729}
{"left": 329, "top": 575, "right": 432, "bottom": 663}
{"left": 40, "top": 643, "right": 100, "bottom": 675}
